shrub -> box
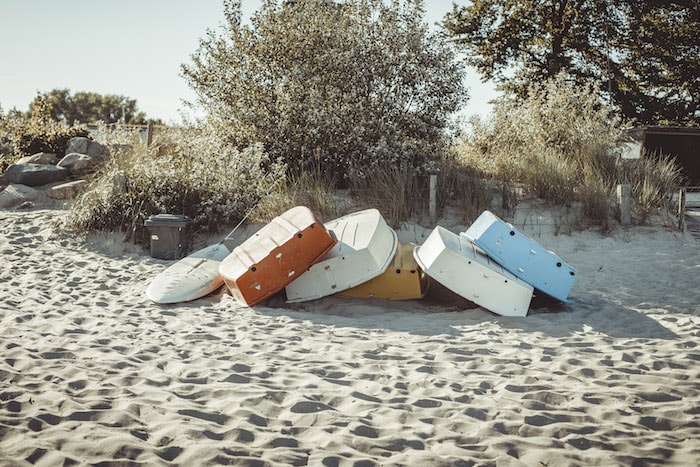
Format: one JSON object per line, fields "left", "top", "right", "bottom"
{"left": 15, "top": 126, "right": 90, "bottom": 158}
{"left": 0, "top": 96, "right": 90, "bottom": 171}
{"left": 617, "top": 154, "right": 684, "bottom": 224}
{"left": 0, "top": 106, "right": 23, "bottom": 172}
{"left": 182, "top": 0, "right": 466, "bottom": 182}
{"left": 452, "top": 74, "right": 682, "bottom": 228}
{"left": 59, "top": 127, "right": 286, "bottom": 246}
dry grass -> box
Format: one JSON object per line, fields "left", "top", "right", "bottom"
{"left": 59, "top": 127, "right": 286, "bottom": 246}
{"left": 347, "top": 165, "right": 424, "bottom": 229}
{"left": 48, "top": 75, "right": 684, "bottom": 242}
{"left": 452, "top": 75, "right": 682, "bottom": 229}
{"left": 617, "top": 154, "right": 684, "bottom": 225}
{"left": 255, "top": 170, "right": 345, "bottom": 224}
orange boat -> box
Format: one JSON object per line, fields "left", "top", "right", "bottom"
{"left": 337, "top": 241, "right": 430, "bottom": 300}
{"left": 218, "top": 206, "right": 336, "bottom": 306}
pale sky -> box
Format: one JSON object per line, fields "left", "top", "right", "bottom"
{"left": 0, "top": 0, "right": 496, "bottom": 124}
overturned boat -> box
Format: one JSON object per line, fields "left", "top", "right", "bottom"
{"left": 146, "top": 242, "right": 231, "bottom": 304}
{"left": 219, "top": 206, "right": 336, "bottom": 306}
{"left": 460, "top": 210, "right": 576, "bottom": 302}
{"left": 338, "top": 241, "right": 429, "bottom": 300}
{"left": 285, "top": 208, "right": 398, "bottom": 303}
{"left": 414, "top": 226, "right": 534, "bottom": 317}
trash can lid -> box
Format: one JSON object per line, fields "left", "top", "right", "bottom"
{"left": 144, "top": 214, "right": 193, "bottom": 227}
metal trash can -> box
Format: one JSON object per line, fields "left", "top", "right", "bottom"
{"left": 144, "top": 214, "right": 193, "bottom": 260}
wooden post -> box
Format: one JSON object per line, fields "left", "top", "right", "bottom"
{"left": 429, "top": 174, "right": 437, "bottom": 223}
{"left": 678, "top": 187, "right": 686, "bottom": 232}
{"left": 617, "top": 184, "right": 631, "bottom": 226}
{"left": 147, "top": 122, "right": 154, "bottom": 147}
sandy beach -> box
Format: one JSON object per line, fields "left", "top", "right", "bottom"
{"left": 1, "top": 201, "right": 699, "bottom": 466}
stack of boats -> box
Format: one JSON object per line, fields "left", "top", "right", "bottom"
{"left": 146, "top": 206, "right": 576, "bottom": 317}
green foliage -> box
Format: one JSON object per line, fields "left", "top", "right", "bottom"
{"left": 444, "top": 0, "right": 615, "bottom": 100}
{"left": 59, "top": 127, "right": 286, "bottom": 246}
{"left": 15, "top": 126, "right": 90, "bottom": 159}
{"left": 620, "top": 2, "right": 699, "bottom": 125}
{"left": 183, "top": 0, "right": 466, "bottom": 182}
{"left": 0, "top": 106, "right": 24, "bottom": 171}
{"left": 444, "top": 0, "right": 699, "bottom": 125}
{"left": 0, "top": 95, "right": 90, "bottom": 169}
{"left": 30, "top": 89, "right": 156, "bottom": 125}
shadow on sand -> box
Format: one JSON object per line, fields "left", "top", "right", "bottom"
{"left": 248, "top": 283, "right": 680, "bottom": 341}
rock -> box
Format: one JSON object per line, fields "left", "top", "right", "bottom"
{"left": 46, "top": 180, "right": 88, "bottom": 200}
{"left": 65, "top": 136, "right": 90, "bottom": 154}
{"left": 4, "top": 163, "right": 70, "bottom": 186}
{"left": 16, "top": 152, "right": 59, "bottom": 165}
{"left": 65, "top": 137, "right": 109, "bottom": 162}
{"left": 57, "top": 152, "right": 99, "bottom": 176}
{"left": 0, "top": 184, "right": 40, "bottom": 208}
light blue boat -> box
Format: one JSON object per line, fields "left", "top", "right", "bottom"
{"left": 460, "top": 211, "right": 576, "bottom": 302}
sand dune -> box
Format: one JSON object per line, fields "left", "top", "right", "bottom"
{"left": 1, "top": 206, "right": 699, "bottom": 466}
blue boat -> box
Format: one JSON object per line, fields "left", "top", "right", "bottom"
{"left": 460, "top": 211, "right": 576, "bottom": 302}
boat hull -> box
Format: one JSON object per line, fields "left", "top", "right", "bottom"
{"left": 219, "top": 206, "right": 336, "bottom": 306}
{"left": 146, "top": 243, "right": 230, "bottom": 304}
{"left": 414, "top": 226, "right": 534, "bottom": 317}
{"left": 285, "top": 209, "right": 398, "bottom": 303}
{"left": 460, "top": 210, "right": 576, "bottom": 302}
{"left": 338, "top": 241, "right": 429, "bottom": 300}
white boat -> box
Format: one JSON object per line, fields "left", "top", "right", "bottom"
{"left": 413, "top": 226, "right": 534, "bottom": 317}
{"left": 146, "top": 243, "right": 231, "bottom": 304}
{"left": 146, "top": 207, "right": 255, "bottom": 304}
{"left": 460, "top": 210, "right": 576, "bottom": 302}
{"left": 285, "top": 208, "right": 398, "bottom": 303}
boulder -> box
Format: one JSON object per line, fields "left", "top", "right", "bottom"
{"left": 65, "top": 137, "right": 109, "bottom": 162}
{"left": 46, "top": 180, "right": 88, "bottom": 200}
{"left": 16, "top": 152, "right": 59, "bottom": 165}
{"left": 57, "top": 152, "right": 99, "bottom": 176}
{"left": 4, "top": 163, "right": 70, "bottom": 186}
{"left": 0, "top": 184, "right": 40, "bottom": 208}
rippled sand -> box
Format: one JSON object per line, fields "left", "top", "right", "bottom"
{"left": 1, "top": 207, "right": 698, "bottom": 466}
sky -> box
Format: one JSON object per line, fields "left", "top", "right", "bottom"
{"left": 0, "top": 0, "right": 497, "bottom": 124}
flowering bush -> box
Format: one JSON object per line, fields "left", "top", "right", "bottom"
{"left": 182, "top": 0, "right": 466, "bottom": 182}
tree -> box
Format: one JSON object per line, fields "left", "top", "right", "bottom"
{"left": 182, "top": 0, "right": 467, "bottom": 180}
{"left": 28, "top": 89, "right": 154, "bottom": 125}
{"left": 621, "top": 1, "right": 699, "bottom": 125}
{"left": 444, "top": 0, "right": 699, "bottom": 126}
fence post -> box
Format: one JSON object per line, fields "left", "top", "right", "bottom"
{"left": 429, "top": 174, "right": 437, "bottom": 223}
{"left": 678, "top": 187, "right": 686, "bottom": 231}
{"left": 617, "top": 184, "right": 631, "bottom": 226}
{"left": 147, "top": 122, "right": 154, "bottom": 147}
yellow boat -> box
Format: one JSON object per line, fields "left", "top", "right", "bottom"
{"left": 337, "top": 241, "right": 430, "bottom": 300}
